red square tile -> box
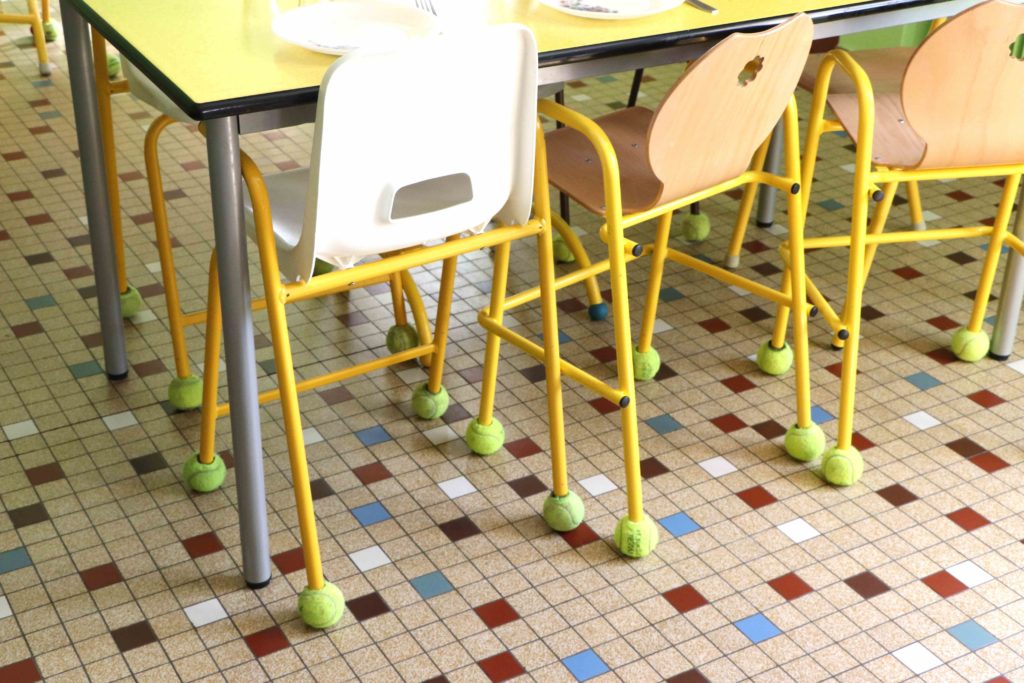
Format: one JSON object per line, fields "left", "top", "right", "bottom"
{"left": 667, "top": 670, "right": 710, "bottom": 683}
{"left": 948, "top": 507, "right": 990, "bottom": 532}
{"left": 968, "top": 390, "right": 1005, "bottom": 408}
{"left": 922, "top": 570, "right": 967, "bottom": 598}
{"left": 557, "top": 298, "right": 585, "bottom": 313}
{"left": 639, "top": 457, "right": 669, "bottom": 479}
{"left": 844, "top": 571, "right": 890, "bottom": 599}
{"left": 927, "top": 315, "right": 959, "bottom": 331}
{"left": 353, "top": 462, "right": 392, "bottom": 485}
{"left": 699, "top": 318, "right": 730, "bottom": 333}
{"left": 477, "top": 652, "right": 525, "bottom": 683}
{"left": 926, "top": 348, "right": 958, "bottom": 365}
{"left": 590, "top": 346, "right": 616, "bottom": 363}
{"left": 768, "top": 572, "right": 813, "bottom": 600}
{"left": 272, "top": 548, "right": 305, "bottom": 575}
{"left": 946, "top": 437, "right": 986, "bottom": 458}
{"left": 893, "top": 266, "right": 923, "bottom": 280}
{"left": 722, "top": 375, "right": 756, "bottom": 393}
{"left": 744, "top": 240, "right": 769, "bottom": 254}
{"left": 947, "top": 190, "right": 973, "bottom": 202}
{"left": 182, "top": 532, "right": 224, "bottom": 559}
{"left": 851, "top": 432, "right": 875, "bottom": 451}
{"left": 877, "top": 484, "right": 918, "bottom": 507}
{"left": 560, "top": 523, "right": 600, "bottom": 548}
{"left": 24, "top": 462, "right": 64, "bottom": 486}
{"left": 505, "top": 437, "right": 541, "bottom": 459}
{"left": 79, "top": 562, "right": 124, "bottom": 591}
{"left": 970, "top": 452, "right": 1010, "bottom": 473}
{"left": 244, "top": 626, "right": 290, "bottom": 658}
{"left": 11, "top": 322, "right": 43, "bottom": 338}
{"left": 711, "top": 414, "right": 745, "bottom": 433}
{"left": 589, "top": 398, "right": 619, "bottom": 414}
{"left": 475, "top": 599, "right": 520, "bottom": 629}
{"left": 0, "top": 658, "right": 41, "bottom": 683}
{"left": 663, "top": 584, "right": 708, "bottom": 613}
{"left": 737, "top": 485, "right": 777, "bottom": 510}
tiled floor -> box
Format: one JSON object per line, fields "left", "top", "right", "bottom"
{"left": 3, "top": 7, "right": 1024, "bottom": 683}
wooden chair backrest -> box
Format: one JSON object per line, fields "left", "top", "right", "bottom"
{"left": 902, "top": 0, "right": 1024, "bottom": 169}
{"left": 647, "top": 14, "right": 812, "bottom": 204}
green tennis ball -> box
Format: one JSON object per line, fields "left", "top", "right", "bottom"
{"left": 632, "top": 345, "right": 661, "bottom": 381}
{"left": 756, "top": 340, "right": 793, "bottom": 376}
{"left": 821, "top": 446, "right": 864, "bottom": 486}
{"left": 542, "top": 491, "right": 585, "bottom": 532}
{"left": 386, "top": 324, "right": 419, "bottom": 353}
{"left": 552, "top": 234, "right": 576, "bottom": 263}
{"left": 106, "top": 54, "right": 121, "bottom": 80}
{"left": 680, "top": 212, "right": 711, "bottom": 243}
{"left": 168, "top": 375, "right": 202, "bottom": 411}
{"left": 951, "top": 327, "right": 989, "bottom": 363}
{"left": 465, "top": 418, "right": 504, "bottom": 456}
{"left": 119, "top": 284, "right": 143, "bottom": 319}
{"left": 614, "top": 514, "right": 659, "bottom": 558}
{"left": 784, "top": 423, "right": 825, "bottom": 462}
{"left": 298, "top": 582, "right": 345, "bottom": 629}
{"left": 411, "top": 383, "right": 448, "bottom": 420}
{"left": 181, "top": 453, "right": 226, "bottom": 493}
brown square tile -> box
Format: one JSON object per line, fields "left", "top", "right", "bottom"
{"left": 654, "top": 363, "right": 678, "bottom": 380}
{"left": 347, "top": 592, "right": 390, "bottom": 622}
{"left": 80, "top": 562, "right": 124, "bottom": 591}
{"left": 353, "top": 463, "right": 392, "bottom": 486}
{"left": 438, "top": 516, "right": 481, "bottom": 542}
{"left": 639, "top": 457, "right": 669, "bottom": 478}
{"left": 0, "top": 658, "right": 41, "bottom": 683}
{"left": 24, "top": 462, "right": 64, "bottom": 486}
{"left": 922, "top": 570, "right": 967, "bottom": 598}
{"left": 272, "top": 548, "right": 305, "bottom": 575}
{"left": 861, "top": 305, "right": 885, "bottom": 320}
{"left": 893, "top": 266, "right": 923, "bottom": 280}
{"left": 877, "top": 483, "right": 917, "bottom": 507}
{"left": 968, "top": 390, "right": 1005, "bottom": 408}
{"left": 699, "top": 318, "right": 730, "bottom": 333}
{"left": 739, "top": 306, "right": 771, "bottom": 323}
{"left": 737, "top": 485, "right": 777, "bottom": 510}
{"left": 926, "top": 348, "right": 958, "bottom": 365}
{"left": 667, "top": 670, "right": 710, "bottom": 683}
{"left": 768, "top": 572, "right": 813, "bottom": 600}
{"left": 475, "top": 599, "right": 520, "bottom": 629}
{"left": 11, "top": 321, "right": 44, "bottom": 338}
{"left": 590, "top": 346, "right": 616, "bottom": 363}
{"left": 318, "top": 385, "right": 354, "bottom": 405}
{"left": 589, "top": 398, "right": 619, "bottom": 414}
{"left": 506, "top": 437, "right": 541, "bottom": 459}
{"left": 110, "top": 620, "right": 157, "bottom": 652}
{"left": 721, "top": 375, "right": 756, "bottom": 393}
{"left": 752, "top": 262, "right": 782, "bottom": 277}
{"left": 9, "top": 503, "right": 49, "bottom": 529}
{"left": 752, "top": 419, "right": 786, "bottom": 439}
{"left": 458, "top": 366, "right": 484, "bottom": 384}
{"left": 336, "top": 310, "right": 368, "bottom": 327}
{"left": 244, "top": 626, "right": 289, "bottom": 658}
{"left": 927, "top": 315, "right": 959, "bottom": 331}
{"left": 711, "top": 414, "right": 745, "bottom": 433}
{"left": 137, "top": 283, "right": 163, "bottom": 298}
{"left": 946, "top": 437, "right": 986, "bottom": 458}
{"left": 309, "top": 478, "right": 334, "bottom": 500}
{"left": 664, "top": 584, "right": 708, "bottom": 613}
{"left": 63, "top": 265, "right": 92, "bottom": 279}
{"left": 970, "top": 452, "right": 1010, "bottom": 473}
{"left": 508, "top": 475, "right": 546, "bottom": 498}
{"left": 561, "top": 523, "right": 600, "bottom": 548}
{"left": 844, "top": 571, "right": 890, "bottom": 599}
{"left": 131, "top": 359, "right": 166, "bottom": 378}
{"left": 948, "top": 507, "right": 990, "bottom": 532}
{"left": 442, "top": 403, "right": 471, "bottom": 424}
{"left": 519, "top": 365, "right": 546, "bottom": 383}
{"left": 182, "top": 532, "right": 224, "bottom": 559}
{"left": 477, "top": 652, "right": 524, "bottom": 683}
{"left": 129, "top": 452, "right": 168, "bottom": 475}
{"left": 81, "top": 331, "right": 104, "bottom": 348}
{"left": 743, "top": 240, "right": 769, "bottom": 254}
{"left": 557, "top": 298, "right": 585, "bottom": 313}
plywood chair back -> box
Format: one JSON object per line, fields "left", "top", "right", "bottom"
{"left": 287, "top": 24, "right": 538, "bottom": 281}
{"left": 902, "top": 0, "right": 1024, "bottom": 170}
{"left": 647, "top": 13, "right": 813, "bottom": 204}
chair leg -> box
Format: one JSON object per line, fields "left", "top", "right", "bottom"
{"left": 953, "top": 174, "right": 1023, "bottom": 362}
{"left": 385, "top": 272, "right": 418, "bottom": 353}
{"left": 906, "top": 180, "right": 926, "bottom": 231}
{"left": 757, "top": 264, "right": 796, "bottom": 377}
{"left": 25, "top": 0, "right": 49, "bottom": 75}
{"left": 400, "top": 269, "right": 434, "bottom": 367}
{"left": 181, "top": 252, "right": 227, "bottom": 494}
{"left": 144, "top": 115, "right": 202, "bottom": 410}
{"left": 551, "top": 213, "right": 607, "bottom": 321}
{"left": 633, "top": 212, "right": 672, "bottom": 381}
{"left": 605, "top": 221, "right": 657, "bottom": 558}
{"left": 467, "top": 241, "right": 512, "bottom": 456}
{"left": 726, "top": 134, "right": 772, "bottom": 269}
{"left": 411, "top": 253, "right": 457, "bottom": 420}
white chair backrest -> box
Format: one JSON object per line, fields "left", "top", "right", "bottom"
{"left": 647, "top": 14, "right": 812, "bottom": 204}
{"left": 289, "top": 24, "right": 538, "bottom": 280}
{"left": 902, "top": 0, "right": 1024, "bottom": 169}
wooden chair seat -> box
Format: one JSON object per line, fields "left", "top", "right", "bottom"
{"left": 545, "top": 107, "right": 662, "bottom": 215}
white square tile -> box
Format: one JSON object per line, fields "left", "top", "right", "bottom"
{"left": 302, "top": 427, "right": 324, "bottom": 445}
{"left": 699, "top": 456, "right": 737, "bottom": 477}
{"left": 728, "top": 285, "right": 752, "bottom": 297}
{"left": 350, "top": 545, "right": 391, "bottom": 572}
{"left": 916, "top": 239, "right": 939, "bottom": 247}
{"left": 102, "top": 411, "right": 139, "bottom": 431}
{"left": 0, "top": 596, "right": 11, "bottom": 620}
{"left": 438, "top": 476, "right": 476, "bottom": 499}
{"left": 893, "top": 643, "right": 942, "bottom": 675}
{"left": 131, "top": 310, "right": 157, "bottom": 324}
{"left": 947, "top": 560, "right": 992, "bottom": 588}
{"left": 397, "top": 367, "right": 425, "bottom": 384}
{"left": 840, "top": 163, "right": 856, "bottom": 173}
{"left": 764, "top": 224, "right": 786, "bottom": 237}
{"left": 777, "top": 518, "right": 820, "bottom": 544}
{"left": 1008, "top": 358, "right": 1024, "bottom": 375}
{"left": 423, "top": 425, "right": 458, "bottom": 446}
{"left": 579, "top": 474, "right": 617, "bottom": 497}
{"left": 652, "top": 319, "right": 673, "bottom": 334}
{"left": 184, "top": 598, "right": 227, "bottom": 627}
{"left": 145, "top": 261, "right": 162, "bottom": 274}
{"left": 922, "top": 210, "right": 942, "bottom": 222}
{"left": 904, "top": 411, "right": 940, "bottom": 430}
{"left": 570, "top": 93, "right": 592, "bottom": 102}
{"left": 3, "top": 419, "right": 39, "bottom": 441}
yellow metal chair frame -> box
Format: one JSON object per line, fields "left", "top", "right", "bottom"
{"left": 784, "top": 1, "right": 1024, "bottom": 486}
{"left": 0, "top": 0, "right": 51, "bottom": 75}
{"left": 184, "top": 123, "right": 565, "bottom": 629}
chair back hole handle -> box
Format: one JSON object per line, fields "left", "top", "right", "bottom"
{"left": 737, "top": 55, "right": 765, "bottom": 87}
{"left": 387, "top": 172, "right": 474, "bottom": 221}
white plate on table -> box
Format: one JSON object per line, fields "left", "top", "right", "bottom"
{"left": 539, "top": 0, "right": 683, "bottom": 20}
{"left": 272, "top": 1, "right": 440, "bottom": 55}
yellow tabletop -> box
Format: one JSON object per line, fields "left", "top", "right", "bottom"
{"left": 74, "top": 0, "right": 929, "bottom": 118}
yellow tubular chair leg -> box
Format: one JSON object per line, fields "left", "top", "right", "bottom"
{"left": 906, "top": 180, "right": 926, "bottom": 230}
{"left": 801, "top": 88, "right": 830, "bottom": 217}
{"left": 145, "top": 115, "right": 202, "bottom": 409}
{"left": 385, "top": 271, "right": 419, "bottom": 354}
{"left": 726, "top": 133, "right": 773, "bottom": 269}
{"left": 633, "top": 211, "right": 673, "bottom": 381}
{"left": 954, "top": 174, "right": 1023, "bottom": 362}
{"left": 400, "top": 269, "right": 433, "bottom": 368}
{"left": 412, "top": 250, "right": 456, "bottom": 420}
{"left": 389, "top": 273, "right": 408, "bottom": 326}
{"left": 180, "top": 252, "right": 227, "bottom": 494}
{"left": 758, "top": 264, "right": 795, "bottom": 377}
{"left": 467, "top": 241, "right": 512, "bottom": 456}
{"left": 26, "top": 0, "right": 49, "bottom": 75}
{"left": 247, "top": 159, "right": 343, "bottom": 629}
{"left": 551, "top": 213, "right": 607, "bottom": 320}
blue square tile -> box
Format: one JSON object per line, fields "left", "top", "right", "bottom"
{"left": 817, "top": 199, "right": 844, "bottom": 211}
{"left": 596, "top": 75, "right": 616, "bottom": 83}
{"left": 905, "top": 371, "right": 941, "bottom": 391}
{"left": 356, "top": 425, "right": 392, "bottom": 447}
{"left": 985, "top": 315, "right": 996, "bottom": 326}
{"left": 39, "top": 111, "right": 61, "bottom": 120}
{"left": 69, "top": 360, "right": 103, "bottom": 379}
{"left": 558, "top": 330, "right": 572, "bottom": 344}
{"left": 660, "top": 287, "right": 684, "bottom": 302}
{"left": 810, "top": 405, "right": 834, "bottom": 423}
{"left": 0, "top": 547, "right": 32, "bottom": 574}
{"left": 26, "top": 294, "right": 56, "bottom": 310}
{"left": 32, "top": 79, "right": 52, "bottom": 88}
{"left": 352, "top": 502, "right": 390, "bottom": 526}
{"left": 646, "top": 414, "right": 682, "bottom": 435}
{"left": 660, "top": 511, "right": 700, "bottom": 537}
{"left": 948, "top": 620, "right": 997, "bottom": 651}
{"left": 258, "top": 359, "right": 277, "bottom": 376}
{"left": 410, "top": 571, "right": 453, "bottom": 600}
{"left": 563, "top": 649, "right": 609, "bottom": 682}
{"left": 735, "top": 613, "right": 781, "bottom": 644}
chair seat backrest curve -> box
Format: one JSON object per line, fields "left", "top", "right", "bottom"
{"left": 289, "top": 25, "right": 538, "bottom": 281}
{"left": 901, "top": 0, "right": 1024, "bottom": 170}
{"left": 646, "top": 14, "right": 813, "bottom": 205}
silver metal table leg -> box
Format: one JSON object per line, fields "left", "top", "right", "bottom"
{"left": 990, "top": 183, "right": 1024, "bottom": 360}
{"left": 756, "top": 121, "right": 784, "bottom": 229}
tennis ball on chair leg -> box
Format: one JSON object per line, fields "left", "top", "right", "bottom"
{"left": 632, "top": 345, "right": 661, "bottom": 381}
{"left": 614, "top": 514, "right": 659, "bottom": 558}
{"left": 298, "top": 582, "right": 345, "bottom": 629}
{"left": 756, "top": 340, "right": 793, "bottom": 376}
{"left": 552, "top": 233, "right": 575, "bottom": 263}
{"left": 821, "top": 445, "right": 863, "bottom": 486}
{"left": 465, "top": 418, "right": 504, "bottom": 455}
{"left": 168, "top": 375, "right": 202, "bottom": 411}
{"left": 951, "top": 327, "right": 989, "bottom": 362}
{"left": 543, "top": 491, "right": 585, "bottom": 532}
{"left": 386, "top": 324, "right": 418, "bottom": 353}
{"left": 181, "top": 452, "right": 226, "bottom": 493}
{"left": 411, "top": 383, "right": 448, "bottom": 420}
{"left": 784, "top": 423, "right": 825, "bottom": 462}
{"left": 680, "top": 212, "right": 711, "bottom": 243}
